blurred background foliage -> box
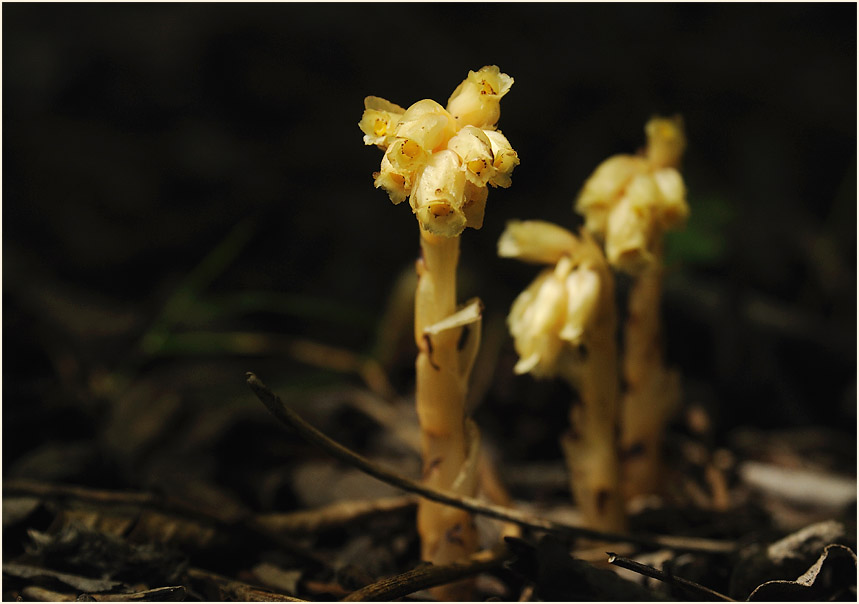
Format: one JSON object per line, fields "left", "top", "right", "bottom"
{"left": 3, "top": 3, "right": 856, "bottom": 510}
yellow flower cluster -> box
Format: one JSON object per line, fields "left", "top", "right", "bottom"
{"left": 575, "top": 116, "right": 688, "bottom": 274}
{"left": 498, "top": 221, "right": 606, "bottom": 378}
{"left": 359, "top": 66, "right": 519, "bottom": 237}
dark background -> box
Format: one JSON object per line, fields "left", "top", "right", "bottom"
{"left": 3, "top": 3, "right": 856, "bottom": 506}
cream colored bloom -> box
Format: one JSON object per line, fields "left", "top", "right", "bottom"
{"left": 576, "top": 155, "right": 649, "bottom": 233}
{"left": 501, "top": 222, "right": 605, "bottom": 378}
{"left": 412, "top": 150, "right": 468, "bottom": 237}
{"left": 575, "top": 116, "right": 688, "bottom": 273}
{"left": 361, "top": 67, "right": 517, "bottom": 236}
{"left": 359, "top": 96, "right": 406, "bottom": 148}
{"left": 395, "top": 99, "right": 457, "bottom": 153}
{"left": 447, "top": 126, "right": 494, "bottom": 187}
{"left": 374, "top": 152, "right": 410, "bottom": 205}
{"left": 446, "top": 65, "right": 514, "bottom": 129}
{"left": 386, "top": 138, "right": 429, "bottom": 176}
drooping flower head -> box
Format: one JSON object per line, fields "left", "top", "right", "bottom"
{"left": 499, "top": 221, "right": 611, "bottom": 378}
{"left": 575, "top": 116, "right": 688, "bottom": 274}
{"left": 360, "top": 67, "right": 519, "bottom": 237}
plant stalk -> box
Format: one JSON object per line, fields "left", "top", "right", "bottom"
{"left": 559, "top": 249, "right": 626, "bottom": 534}
{"left": 619, "top": 247, "right": 680, "bottom": 499}
{"left": 414, "top": 228, "right": 478, "bottom": 600}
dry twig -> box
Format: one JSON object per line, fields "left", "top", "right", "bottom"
{"left": 342, "top": 547, "right": 513, "bottom": 601}
{"left": 247, "top": 372, "right": 736, "bottom": 555}
{"left": 255, "top": 495, "right": 417, "bottom": 535}
{"left": 186, "top": 568, "right": 308, "bottom": 602}
{"left": 607, "top": 552, "right": 735, "bottom": 601}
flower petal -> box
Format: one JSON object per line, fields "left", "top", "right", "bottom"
{"left": 559, "top": 268, "right": 600, "bottom": 344}
{"left": 395, "top": 99, "right": 456, "bottom": 153}
{"left": 484, "top": 129, "right": 519, "bottom": 188}
{"left": 508, "top": 268, "right": 568, "bottom": 377}
{"left": 498, "top": 220, "right": 579, "bottom": 265}
{"left": 652, "top": 167, "right": 689, "bottom": 229}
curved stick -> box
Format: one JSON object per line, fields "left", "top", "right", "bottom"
{"left": 247, "top": 372, "right": 735, "bottom": 555}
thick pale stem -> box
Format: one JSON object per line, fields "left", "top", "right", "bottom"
{"left": 414, "top": 228, "right": 478, "bottom": 600}
{"left": 619, "top": 253, "right": 681, "bottom": 499}
{"left": 559, "top": 259, "right": 626, "bottom": 534}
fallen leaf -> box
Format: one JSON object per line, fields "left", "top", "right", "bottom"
{"left": 2, "top": 562, "right": 124, "bottom": 593}
{"left": 747, "top": 544, "right": 857, "bottom": 601}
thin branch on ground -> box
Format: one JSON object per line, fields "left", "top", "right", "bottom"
{"left": 341, "top": 547, "right": 513, "bottom": 601}
{"left": 83, "top": 586, "right": 187, "bottom": 602}
{"left": 247, "top": 372, "right": 736, "bottom": 555}
{"left": 186, "top": 568, "right": 308, "bottom": 602}
{"left": 255, "top": 495, "right": 417, "bottom": 535}
{"left": 607, "top": 552, "right": 735, "bottom": 601}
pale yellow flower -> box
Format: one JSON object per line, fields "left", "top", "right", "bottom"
{"left": 359, "top": 96, "right": 406, "bottom": 148}
{"left": 361, "top": 67, "right": 518, "bottom": 237}
{"left": 447, "top": 126, "right": 494, "bottom": 188}
{"left": 605, "top": 194, "right": 654, "bottom": 273}
{"left": 576, "top": 155, "right": 649, "bottom": 233}
{"left": 446, "top": 65, "right": 514, "bottom": 129}
{"left": 386, "top": 138, "right": 429, "bottom": 176}
{"left": 394, "top": 99, "right": 457, "bottom": 153}
{"left": 500, "top": 222, "right": 604, "bottom": 378}
{"left": 575, "top": 116, "right": 688, "bottom": 273}
{"left": 374, "top": 152, "right": 411, "bottom": 205}
{"left": 412, "top": 149, "right": 468, "bottom": 237}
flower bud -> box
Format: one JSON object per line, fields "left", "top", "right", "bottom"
{"left": 645, "top": 115, "right": 686, "bottom": 169}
